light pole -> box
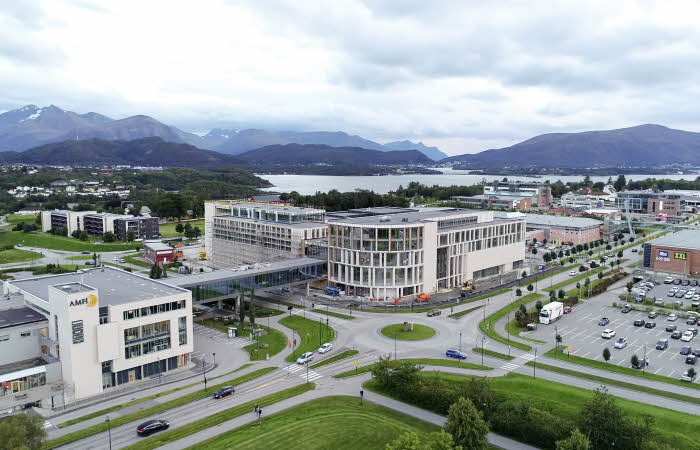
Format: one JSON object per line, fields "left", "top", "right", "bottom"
{"left": 481, "top": 336, "right": 485, "bottom": 366}
{"left": 306, "top": 360, "right": 310, "bottom": 384}
{"left": 213, "top": 352, "right": 216, "bottom": 367}
{"left": 105, "top": 415, "right": 112, "bottom": 450}
{"left": 643, "top": 345, "right": 647, "bottom": 376}
{"left": 507, "top": 312, "right": 511, "bottom": 356}
{"left": 319, "top": 317, "right": 322, "bottom": 346}
{"left": 202, "top": 355, "right": 208, "bottom": 391}
{"left": 458, "top": 331, "right": 462, "bottom": 353}
{"left": 533, "top": 348, "right": 538, "bottom": 379}
{"left": 394, "top": 330, "right": 398, "bottom": 360}
{"left": 157, "top": 357, "right": 161, "bottom": 383}
{"left": 554, "top": 326, "right": 558, "bottom": 354}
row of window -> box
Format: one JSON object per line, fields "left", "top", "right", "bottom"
{"left": 0, "top": 330, "right": 32, "bottom": 341}
{"left": 123, "top": 300, "right": 187, "bottom": 321}
{"left": 125, "top": 336, "right": 172, "bottom": 359}
{"left": 124, "top": 320, "right": 170, "bottom": 343}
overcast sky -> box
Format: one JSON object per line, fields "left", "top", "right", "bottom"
{"left": 2, "top": 0, "right": 700, "bottom": 155}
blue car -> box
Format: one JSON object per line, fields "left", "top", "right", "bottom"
{"left": 446, "top": 349, "right": 467, "bottom": 360}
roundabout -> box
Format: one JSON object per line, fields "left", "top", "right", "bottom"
{"left": 380, "top": 323, "right": 437, "bottom": 341}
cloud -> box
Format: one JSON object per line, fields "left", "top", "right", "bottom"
{"left": 2, "top": 0, "right": 700, "bottom": 155}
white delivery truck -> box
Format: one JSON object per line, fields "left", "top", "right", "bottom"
{"left": 539, "top": 301, "right": 564, "bottom": 324}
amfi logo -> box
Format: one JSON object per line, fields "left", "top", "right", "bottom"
{"left": 87, "top": 294, "right": 98, "bottom": 307}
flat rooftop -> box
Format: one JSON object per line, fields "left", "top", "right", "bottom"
{"left": 0, "top": 306, "right": 47, "bottom": 329}
{"left": 0, "top": 357, "right": 46, "bottom": 377}
{"left": 231, "top": 202, "right": 324, "bottom": 213}
{"left": 519, "top": 213, "right": 602, "bottom": 229}
{"left": 647, "top": 229, "right": 700, "bottom": 251}
{"left": 328, "top": 207, "right": 484, "bottom": 225}
{"left": 144, "top": 241, "right": 173, "bottom": 251}
{"left": 215, "top": 215, "right": 326, "bottom": 229}
{"left": 9, "top": 267, "right": 187, "bottom": 306}
{"left": 455, "top": 194, "right": 530, "bottom": 201}
{"left": 167, "top": 257, "right": 326, "bottom": 288}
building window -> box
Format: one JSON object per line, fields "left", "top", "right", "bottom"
{"left": 20, "top": 330, "right": 31, "bottom": 337}
{"left": 123, "top": 300, "right": 187, "bottom": 320}
{"left": 178, "top": 317, "right": 187, "bottom": 346}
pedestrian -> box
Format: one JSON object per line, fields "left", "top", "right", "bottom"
{"left": 258, "top": 408, "right": 263, "bottom": 419}
{"left": 254, "top": 403, "right": 258, "bottom": 415}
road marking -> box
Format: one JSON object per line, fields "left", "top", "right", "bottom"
{"left": 501, "top": 363, "right": 520, "bottom": 371}
{"left": 519, "top": 354, "right": 535, "bottom": 361}
{"left": 42, "top": 421, "right": 52, "bottom": 429}
{"left": 580, "top": 352, "right": 590, "bottom": 358}
{"left": 282, "top": 364, "right": 323, "bottom": 381}
{"left": 654, "top": 367, "right": 663, "bottom": 374}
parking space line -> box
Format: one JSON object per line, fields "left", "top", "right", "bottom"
{"left": 654, "top": 367, "right": 663, "bottom": 374}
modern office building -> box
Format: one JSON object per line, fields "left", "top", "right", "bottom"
{"left": 642, "top": 230, "right": 700, "bottom": 275}
{"left": 40, "top": 210, "right": 96, "bottom": 235}
{"left": 41, "top": 210, "right": 159, "bottom": 240}
{"left": 325, "top": 207, "right": 525, "bottom": 300}
{"left": 615, "top": 191, "right": 681, "bottom": 216}
{"left": 451, "top": 194, "right": 532, "bottom": 211}
{"left": 204, "top": 201, "right": 327, "bottom": 268}
{"left": 483, "top": 181, "right": 553, "bottom": 207}
{"left": 3, "top": 267, "right": 193, "bottom": 404}
{"left": 497, "top": 212, "right": 603, "bottom": 245}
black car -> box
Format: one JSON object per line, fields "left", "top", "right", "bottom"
{"left": 686, "top": 355, "right": 698, "bottom": 365}
{"left": 680, "top": 346, "right": 692, "bottom": 355}
{"left": 693, "top": 280, "right": 699, "bottom": 287}
{"left": 671, "top": 331, "right": 683, "bottom": 339}
{"left": 648, "top": 312, "right": 657, "bottom": 319}
{"left": 674, "top": 279, "right": 682, "bottom": 285}
{"left": 598, "top": 318, "right": 610, "bottom": 326}
{"left": 645, "top": 322, "right": 656, "bottom": 329}
{"left": 633, "top": 319, "right": 646, "bottom": 327}
{"left": 621, "top": 305, "right": 632, "bottom": 313}
{"left": 426, "top": 309, "right": 441, "bottom": 317}
{"left": 687, "top": 317, "right": 697, "bottom": 325}
{"left": 137, "top": 420, "right": 169, "bottom": 436}
{"left": 632, "top": 358, "right": 649, "bottom": 370}
{"left": 213, "top": 386, "right": 235, "bottom": 399}
{"left": 693, "top": 348, "right": 700, "bottom": 357}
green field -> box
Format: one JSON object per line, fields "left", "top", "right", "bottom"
{"left": 279, "top": 315, "right": 336, "bottom": 362}
{"left": 544, "top": 265, "right": 607, "bottom": 293}
{"left": 198, "top": 319, "right": 287, "bottom": 361}
{"left": 471, "top": 347, "right": 515, "bottom": 361}
{"left": 159, "top": 220, "right": 205, "bottom": 238}
{"left": 366, "top": 372, "right": 700, "bottom": 450}
{"left": 0, "top": 230, "right": 140, "bottom": 252}
{"left": 311, "top": 308, "right": 355, "bottom": 320}
{"left": 309, "top": 350, "right": 359, "bottom": 369}
{"left": 2, "top": 214, "right": 39, "bottom": 228}
{"left": 0, "top": 248, "right": 43, "bottom": 264}
{"left": 186, "top": 396, "right": 440, "bottom": 450}
{"left": 333, "top": 358, "right": 491, "bottom": 379}
{"left": 380, "top": 323, "right": 436, "bottom": 341}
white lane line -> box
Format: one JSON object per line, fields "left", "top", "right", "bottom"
{"left": 501, "top": 363, "right": 520, "bottom": 371}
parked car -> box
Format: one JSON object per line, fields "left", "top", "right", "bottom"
{"left": 680, "top": 346, "right": 693, "bottom": 355}
{"left": 674, "top": 279, "right": 682, "bottom": 285}
{"left": 631, "top": 248, "right": 638, "bottom": 252}
{"left": 666, "top": 324, "right": 677, "bottom": 332}
{"left": 445, "top": 348, "right": 467, "bottom": 359}
{"left": 318, "top": 343, "right": 333, "bottom": 354}
{"left": 671, "top": 331, "right": 683, "bottom": 339}
{"left": 664, "top": 276, "right": 675, "bottom": 284}
{"left": 598, "top": 317, "right": 610, "bottom": 326}
{"left": 632, "top": 358, "right": 649, "bottom": 370}
{"left": 654, "top": 298, "right": 664, "bottom": 305}
{"left": 614, "top": 337, "right": 628, "bottom": 349}
{"left": 680, "top": 371, "right": 697, "bottom": 382}
{"left": 621, "top": 305, "right": 632, "bottom": 313}
{"left": 213, "top": 386, "right": 235, "bottom": 399}
{"left": 563, "top": 306, "right": 572, "bottom": 314}
{"left": 686, "top": 355, "right": 698, "bottom": 365}
{"left": 683, "top": 280, "right": 691, "bottom": 286}
{"left": 296, "top": 352, "right": 315, "bottom": 365}
{"left": 656, "top": 339, "right": 669, "bottom": 350}
{"left": 687, "top": 317, "right": 697, "bottom": 325}
{"left": 81, "top": 250, "right": 90, "bottom": 254}
{"left": 645, "top": 322, "right": 656, "bottom": 329}
{"left": 568, "top": 271, "right": 578, "bottom": 276}
{"left": 633, "top": 319, "right": 646, "bottom": 327}
{"left": 689, "top": 327, "right": 699, "bottom": 336}
{"left": 681, "top": 331, "right": 695, "bottom": 342}
{"left": 648, "top": 312, "right": 657, "bottom": 319}
{"left": 137, "top": 420, "right": 170, "bottom": 436}
{"left": 667, "top": 314, "right": 678, "bottom": 321}
{"left": 426, "top": 309, "right": 441, "bottom": 317}
{"left": 601, "top": 329, "right": 616, "bottom": 339}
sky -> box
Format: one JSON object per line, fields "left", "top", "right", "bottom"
{"left": 2, "top": 0, "right": 700, "bottom": 156}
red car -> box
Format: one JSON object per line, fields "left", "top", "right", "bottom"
{"left": 666, "top": 324, "right": 677, "bottom": 332}
{"left": 563, "top": 306, "right": 573, "bottom": 314}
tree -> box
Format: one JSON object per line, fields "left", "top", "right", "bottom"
{"left": 238, "top": 291, "right": 246, "bottom": 323}
{"left": 521, "top": 270, "right": 527, "bottom": 278}
{"left": 614, "top": 174, "right": 627, "bottom": 192}
{"left": 602, "top": 347, "right": 611, "bottom": 363}
{"left": 103, "top": 231, "right": 115, "bottom": 242}
{"left": 371, "top": 355, "right": 423, "bottom": 392}
{"left": 126, "top": 230, "right": 136, "bottom": 242}
{"left": 385, "top": 432, "right": 421, "bottom": 450}
{"left": 161, "top": 264, "right": 168, "bottom": 278}
{"left": 175, "top": 223, "right": 184, "bottom": 234}
{"left": 193, "top": 226, "right": 202, "bottom": 238}
{"left": 78, "top": 230, "right": 89, "bottom": 241}
{"left": 617, "top": 250, "right": 623, "bottom": 258}
{"left": 630, "top": 354, "right": 639, "bottom": 368}
{"left": 92, "top": 253, "right": 98, "bottom": 265}
{"left": 0, "top": 412, "right": 47, "bottom": 449}
{"left": 688, "top": 368, "right": 697, "bottom": 379}
{"left": 248, "top": 293, "right": 256, "bottom": 325}
{"left": 555, "top": 428, "right": 591, "bottom": 450}
{"left": 515, "top": 288, "right": 522, "bottom": 297}
{"left": 535, "top": 300, "right": 543, "bottom": 312}
{"left": 444, "top": 397, "right": 489, "bottom": 450}
{"left": 558, "top": 289, "right": 565, "bottom": 300}
{"left": 543, "top": 253, "right": 551, "bottom": 263}
{"left": 527, "top": 284, "right": 534, "bottom": 293}
{"left": 423, "top": 430, "right": 462, "bottom": 450}
{"left": 549, "top": 290, "right": 556, "bottom": 302}
{"left": 625, "top": 282, "right": 634, "bottom": 294}
{"left": 532, "top": 248, "right": 538, "bottom": 255}
{"left": 598, "top": 271, "right": 604, "bottom": 280}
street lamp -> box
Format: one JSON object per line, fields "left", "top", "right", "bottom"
{"left": 458, "top": 331, "right": 462, "bottom": 353}
{"left": 105, "top": 415, "right": 112, "bottom": 450}
{"left": 554, "top": 326, "right": 558, "bottom": 354}
{"left": 533, "top": 348, "right": 538, "bottom": 379}
{"left": 157, "top": 357, "right": 161, "bottom": 383}
{"left": 481, "top": 336, "right": 485, "bottom": 366}
{"left": 394, "top": 330, "right": 398, "bottom": 360}
{"left": 213, "top": 352, "right": 216, "bottom": 367}
{"left": 202, "top": 355, "right": 208, "bottom": 391}
{"left": 507, "top": 312, "right": 511, "bottom": 356}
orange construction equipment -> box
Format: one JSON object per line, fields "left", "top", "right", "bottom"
{"left": 417, "top": 293, "right": 431, "bottom": 302}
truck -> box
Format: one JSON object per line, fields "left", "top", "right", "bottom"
{"left": 539, "top": 301, "right": 564, "bottom": 324}
{"left": 416, "top": 293, "right": 431, "bottom": 302}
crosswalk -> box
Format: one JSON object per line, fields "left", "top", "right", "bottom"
{"left": 193, "top": 324, "right": 254, "bottom": 347}
{"left": 282, "top": 363, "right": 323, "bottom": 382}
{"left": 42, "top": 421, "right": 52, "bottom": 429}
{"left": 500, "top": 353, "right": 536, "bottom": 372}
{"left": 501, "top": 362, "right": 520, "bottom": 371}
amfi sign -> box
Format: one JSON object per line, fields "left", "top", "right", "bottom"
{"left": 69, "top": 293, "right": 98, "bottom": 307}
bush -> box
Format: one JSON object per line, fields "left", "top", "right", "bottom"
{"left": 491, "top": 400, "right": 572, "bottom": 449}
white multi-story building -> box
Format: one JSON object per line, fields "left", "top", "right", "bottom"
{"left": 205, "top": 201, "right": 327, "bottom": 268}
{"left": 326, "top": 207, "right": 525, "bottom": 300}
{"left": 40, "top": 210, "right": 96, "bottom": 235}
{"left": 3, "top": 267, "right": 193, "bottom": 405}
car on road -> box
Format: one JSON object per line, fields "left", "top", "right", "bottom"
{"left": 81, "top": 250, "right": 90, "bottom": 254}
{"left": 631, "top": 248, "right": 638, "bottom": 252}
{"left": 681, "top": 371, "right": 697, "bottom": 382}
{"left": 614, "top": 337, "right": 628, "bottom": 349}
{"left": 426, "top": 309, "right": 441, "bottom": 317}
{"left": 137, "top": 420, "right": 169, "bottom": 436}
{"left": 318, "top": 343, "right": 333, "bottom": 354}
{"left": 667, "top": 314, "right": 678, "bottom": 322}
{"left": 671, "top": 331, "right": 683, "bottom": 339}
{"left": 681, "top": 331, "right": 695, "bottom": 342}
{"left": 601, "top": 329, "right": 616, "bottom": 339}
{"left": 680, "top": 346, "right": 692, "bottom": 355}
{"left": 568, "top": 271, "right": 578, "bottom": 276}
{"left": 686, "top": 355, "right": 698, "bottom": 365}
{"left": 598, "top": 318, "right": 610, "bottom": 326}
{"left": 656, "top": 339, "right": 669, "bottom": 350}
{"left": 666, "top": 324, "right": 677, "bottom": 332}
{"left": 296, "top": 352, "right": 315, "bottom": 364}
{"left": 85, "top": 261, "right": 95, "bottom": 265}
{"left": 621, "top": 305, "right": 632, "bottom": 313}
{"left": 645, "top": 322, "right": 656, "bottom": 329}
{"left": 213, "top": 386, "right": 235, "bottom": 399}
{"left": 633, "top": 319, "right": 646, "bottom": 327}
{"left": 563, "top": 306, "right": 572, "bottom": 314}
{"left": 445, "top": 348, "right": 467, "bottom": 359}
{"left": 648, "top": 312, "right": 657, "bottom": 319}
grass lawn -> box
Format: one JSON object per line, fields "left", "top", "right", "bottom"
{"left": 158, "top": 219, "right": 205, "bottom": 238}
{"left": 2, "top": 214, "right": 38, "bottom": 228}
{"left": 279, "top": 315, "right": 336, "bottom": 362}
{"left": 198, "top": 318, "right": 287, "bottom": 361}
{"left": 45, "top": 367, "right": 277, "bottom": 449}
{"left": 123, "top": 383, "right": 315, "bottom": 450}
{"left": 544, "top": 348, "right": 700, "bottom": 392}
{"left": 525, "top": 360, "right": 700, "bottom": 406}
{"left": 124, "top": 253, "right": 151, "bottom": 268}
{"left": 309, "top": 349, "right": 359, "bottom": 369}
{"left": 186, "top": 396, "right": 440, "bottom": 450}
{"left": 471, "top": 347, "right": 515, "bottom": 361}
{"left": 366, "top": 372, "right": 700, "bottom": 450}
{"left": 311, "top": 308, "right": 355, "bottom": 320}
{"left": 0, "top": 248, "right": 43, "bottom": 264}
{"left": 544, "top": 266, "right": 607, "bottom": 293}
{"left": 380, "top": 323, "right": 436, "bottom": 341}
{"left": 0, "top": 230, "right": 140, "bottom": 252}
{"left": 333, "top": 358, "right": 491, "bottom": 379}
{"left": 519, "top": 264, "right": 576, "bottom": 287}
{"left": 479, "top": 293, "right": 542, "bottom": 351}
{"left": 505, "top": 318, "right": 546, "bottom": 344}
{"left": 448, "top": 305, "right": 482, "bottom": 319}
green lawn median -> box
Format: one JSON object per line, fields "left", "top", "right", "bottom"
{"left": 311, "top": 308, "right": 355, "bottom": 320}
{"left": 448, "top": 304, "right": 482, "bottom": 319}
{"left": 380, "top": 323, "right": 436, "bottom": 341}
{"left": 184, "top": 396, "right": 440, "bottom": 450}
{"left": 309, "top": 350, "right": 359, "bottom": 369}
{"left": 544, "top": 348, "right": 700, "bottom": 392}
{"left": 0, "top": 248, "right": 43, "bottom": 264}
{"left": 45, "top": 367, "right": 276, "bottom": 449}
{"left": 199, "top": 319, "right": 287, "bottom": 361}
{"left": 123, "top": 383, "right": 315, "bottom": 450}
{"left": 280, "top": 315, "right": 335, "bottom": 362}
{"left": 479, "top": 293, "right": 542, "bottom": 351}
{"left": 0, "top": 230, "right": 141, "bottom": 252}
{"left": 525, "top": 360, "right": 700, "bottom": 406}
{"left": 544, "top": 266, "right": 607, "bottom": 293}
{"left": 471, "top": 347, "right": 515, "bottom": 361}
{"left": 333, "top": 358, "right": 491, "bottom": 379}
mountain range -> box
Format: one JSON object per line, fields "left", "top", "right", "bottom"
{"left": 0, "top": 104, "right": 446, "bottom": 160}
{"left": 444, "top": 124, "right": 700, "bottom": 167}
{"left": 234, "top": 143, "right": 431, "bottom": 165}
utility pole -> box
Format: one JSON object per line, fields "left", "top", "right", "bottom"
{"left": 203, "top": 355, "right": 208, "bottom": 390}
{"left": 105, "top": 416, "right": 112, "bottom": 450}
{"left": 507, "top": 312, "right": 511, "bottom": 356}
{"left": 481, "top": 336, "right": 485, "bottom": 366}
{"left": 533, "top": 348, "right": 537, "bottom": 379}
{"left": 458, "top": 331, "right": 462, "bottom": 353}
{"left": 394, "top": 330, "right": 398, "bottom": 360}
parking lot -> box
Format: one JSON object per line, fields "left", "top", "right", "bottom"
{"left": 633, "top": 277, "right": 700, "bottom": 310}
{"left": 524, "top": 292, "right": 699, "bottom": 381}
